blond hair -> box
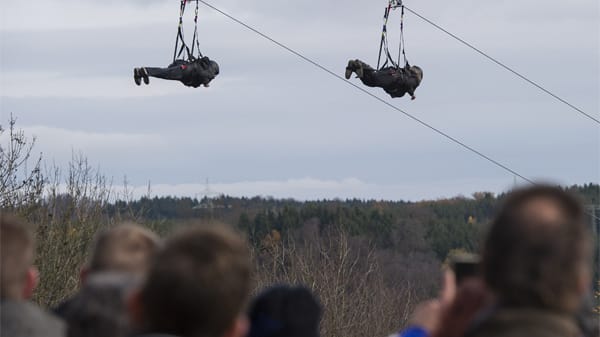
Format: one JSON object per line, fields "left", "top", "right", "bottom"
{"left": 0, "top": 214, "right": 35, "bottom": 299}
{"left": 88, "top": 223, "right": 160, "bottom": 276}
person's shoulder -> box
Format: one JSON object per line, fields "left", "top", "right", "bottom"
{"left": 468, "top": 308, "right": 580, "bottom": 337}
{"left": 1, "top": 300, "right": 66, "bottom": 337}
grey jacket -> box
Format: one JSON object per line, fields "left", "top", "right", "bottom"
{"left": 1, "top": 300, "right": 65, "bottom": 337}
{"left": 468, "top": 308, "right": 582, "bottom": 337}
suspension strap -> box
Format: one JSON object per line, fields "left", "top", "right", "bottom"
{"left": 378, "top": 1, "right": 406, "bottom": 70}
{"left": 377, "top": 4, "right": 392, "bottom": 69}
{"left": 398, "top": 5, "right": 408, "bottom": 66}
{"left": 173, "top": 0, "right": 198, "bottom": 62}
{"left": 190, "top": 0, "right": 203, "bottom": 59}
{"left": 172, "top": 0, "right": 183, "bottom": 62}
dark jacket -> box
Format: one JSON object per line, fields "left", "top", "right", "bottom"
{"left": 360, "top": 66, "right": 421, "bottom": 98}
{"left": 467, "top": 308, "right": 581, "bottom": 337}
{"left": 383, "top": 68, "right": 421, "bottom": 98}
{"left": 53, "top": 295, "right": 76, "bottom": 318}
{"left": 1, "top": 300, "right": 66, "bottom": 337}
{"left": 181, "top": 57, "right": 220, "bottom": 88}
{"left": 146, "top": 57, "right": 220, "bottom": 88}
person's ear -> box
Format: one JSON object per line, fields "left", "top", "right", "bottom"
{"left": 22, "top": 267, "right": 39, "bottom": 299}
{"left": 79, "top": 266, "right": 90, "bottom": 285}
{"left": 222, "top": 315, "right": 249, "bottom": 337}
{"left": 127, "top": 290, "right": 145, "bottom": 329}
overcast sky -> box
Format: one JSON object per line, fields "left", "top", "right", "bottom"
{"left": 1, "top": 0, "right": 598, "bottom": 201}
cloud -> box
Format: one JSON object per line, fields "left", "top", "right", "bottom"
{"left": 129, "top": 177, "right": 517, "bottom": 201}
{"left": 5, "top": 126, "right": 168, "bottom": 164}
{"left": 1, "top": 0, "right": 597, "bottom": 201}
{"left": 0, "top": 0, "right": 174, "bottom": 32}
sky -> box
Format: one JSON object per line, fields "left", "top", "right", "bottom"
{"left": 1, "top": 0, "right": 599, "bottom": 201}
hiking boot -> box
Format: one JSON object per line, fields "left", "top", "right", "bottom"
{"left": 140, "top": 68, "right": 150, "bottom": 85}
{"left": 345, "top": 67, "right": 353, "bottom": 79}
{"left": 355, "top": 60, "right": 364, "bottom": 78}
{"left": 133, "top": 68, "right": 142, "bottom": 86}
{"left": 345, "top": 60, "right": 355, "bottom": 79}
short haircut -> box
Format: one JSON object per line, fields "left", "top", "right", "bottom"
{"left": 482, "top": 185, "right": 590, "bottom": 312}
{"left": 140, "top": 225, "right": 252, "bottom": 337}
{"left": 0, "top": 214, "right": 35, "bottom": 299}
{"left": 249, "top": 285, "right": 321, "bottom": 337}
{"left": 88, "top": 223, "right": 160, "bottom": 276}
{"left": 64, "top": 273, "right": 139, "bottom": 337}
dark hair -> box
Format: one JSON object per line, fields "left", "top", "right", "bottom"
{"left": 249, "top": 285, "right": 321, "bottom": 337}
{"left": 63, "top": 273, "right": 138, "bottom": 337}
{"left": 140, "top": 225, "right": 251, "bottom": 337}
{"left": 482, "top": 185, "right": 590, "bottom": 312}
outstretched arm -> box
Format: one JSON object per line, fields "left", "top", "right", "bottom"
{"left": 408, "top": 87, "right": 416, "bottom": 100}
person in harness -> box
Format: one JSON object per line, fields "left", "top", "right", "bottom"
{"left": 134, "top": 56, "right": 219, "bottom": 88}
{"left": 345, "top": 59, "right": 423, "bottom": 100}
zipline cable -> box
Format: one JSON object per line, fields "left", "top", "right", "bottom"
{"left": 197, "top": 0, "right": 534, "bottom": 184}
{"left": 197, "top": 0, "right": 600, "bottom": 222}
{"left": 402, "top": 6, "right": 600, "bottom": 125}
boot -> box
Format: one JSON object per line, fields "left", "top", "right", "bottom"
{"left": 133, "top": 68, "right": 142, "bottom": 86}
{"left": 345, "top": 60, "right": 355, "bottom": 79}
{"left": 140, "top": 68, "right": 150, "bottom": 85}
{"left": 355, "top": 60, "right": 364, "bottom": 78}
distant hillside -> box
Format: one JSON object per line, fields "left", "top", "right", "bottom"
{"left": 109, "top": 183, "right": 599, "bottom": 259}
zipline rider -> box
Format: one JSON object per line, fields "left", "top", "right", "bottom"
{"left": 133, "top": 0, "right": 219, "bottom": 88}
{"left": 345, "top": 0, "right": 423, "bottom": 100}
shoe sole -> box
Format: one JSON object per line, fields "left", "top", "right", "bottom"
{"left": 345, "top": 68, "right": 352, "bottom": 80}
{"left": 133, "top": 68, "right": 141, "bottom": 86}
{"left": 140, "top": 68, "right": 149, "bottom": 85}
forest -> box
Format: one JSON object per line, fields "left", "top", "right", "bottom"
{"left": 111, "top": 183, "right": 599, "bottom": 258}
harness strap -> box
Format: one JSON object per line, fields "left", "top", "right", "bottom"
{"left": 399, "top": 5, "right": 408, "bottom": 66}
{"left": 173, "top": 0, "right": 187, "bottom": 62}
{"left": 377, "top": 5, "right": 391, "bottom": 70}
{"left": 190, "top": 0, "right": 203, "bottom": 58}
{"left": 173, "top": 0, "right": 202, "bottom": 63}
{"left": 377, "top": 0, "right": 410, "bottom": 70}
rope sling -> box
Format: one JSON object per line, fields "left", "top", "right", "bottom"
{"left": 377, "top": 0, "right": 409, "bottom": 70}
{"left": 173, "top": 0, "right": 203, "bottom": 63}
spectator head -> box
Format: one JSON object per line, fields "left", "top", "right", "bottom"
{"left": 0, "top": 214, "right": 38, "bottom": 300}
{"left": 82, "top": 223, "right": 160, "bottom": 282}
{"left": 248, "top": 285, "right": 322, "bottom": 337}
{"left": 129, "top": 225, "right": 252, "bottom": 337}
{"left": 482, "top": 185, "right": 592, "bottom": 313}
{"left": 63, "top": 273, "right": 139, "bottom": 337}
